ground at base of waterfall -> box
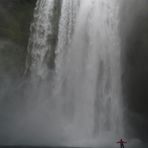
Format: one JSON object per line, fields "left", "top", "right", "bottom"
{"left": 0, "top": 145, "right": 147, "bottom": 148}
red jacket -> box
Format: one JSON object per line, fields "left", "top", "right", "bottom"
{"left": 117, "top": 139, "right": 127, "bottom": 144}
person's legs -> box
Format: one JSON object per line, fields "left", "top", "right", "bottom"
{"left": 121, "top": 144, "right": 124, "bottom": 148}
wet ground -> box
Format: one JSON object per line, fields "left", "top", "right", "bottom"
{"left": 0, "top": 145, "right": 147, "bottom": 148}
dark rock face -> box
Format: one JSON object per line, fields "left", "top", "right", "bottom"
{"left": 0, "top": 0, "right": 36, "bottom": 77}
{"left": 0, "top": 0, "right": 36, "bottom": 46}
{"left": 120, "top": 0, "right": 148, "bottom": 141}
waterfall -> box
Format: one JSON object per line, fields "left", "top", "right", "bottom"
{"left": 55, "top": 0, "right": 79, "bottom": 79}
{"left": 55, "top": 0, "right": 80, "bottom": 94}
{"left": 26, "top": 0, "right": 124, "bottom": 146}
{"left": 26, "top": 0, "right": 55, "bottom": 79}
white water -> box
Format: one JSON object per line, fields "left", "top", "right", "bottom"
{"left": 26, "top": 0, "right": 54, "bottom": 79}
{"left": 26, "top": 0, "right": 124, "bottom": 146}
{"left": 55, "top": 0, "right": 80, "bottom": 92}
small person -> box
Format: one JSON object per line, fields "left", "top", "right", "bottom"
{"left": 116, "top": 139, "right": 127, "bottom": 148}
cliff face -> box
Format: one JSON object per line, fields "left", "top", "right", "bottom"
{"left": 0, "top": 0, "right": 36, "bottom": 46}
{"left": 120, "top": 0, "right": 148, "bottom": 140}
{"left": 0, "top": 0, "right": 36, "bottom": 77}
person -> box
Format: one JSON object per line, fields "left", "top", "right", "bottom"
{"left": 116, "top": 139, "right": 127, "bottom": 148}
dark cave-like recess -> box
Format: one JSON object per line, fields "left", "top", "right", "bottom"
{"left": 120, "top": 0, "right": 148, "bottom": 140}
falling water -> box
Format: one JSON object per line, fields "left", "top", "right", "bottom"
{"left": 26, "top": 0, "right": 124, "bottom": 146}
{"left": 26, "top": 0, "right": 55, "bottom": 79}
{"left": 55, "top": 0, "right": 80, "bottom": 94}
{"left": 55, "top": 0, "right": 79, "bottom": 79}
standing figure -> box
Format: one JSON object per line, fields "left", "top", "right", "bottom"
{"left": 116, "top": 139, "right": 127, "bottom": 148}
